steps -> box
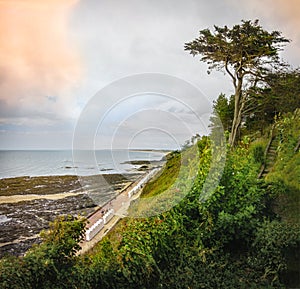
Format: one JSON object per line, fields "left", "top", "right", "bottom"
{"left": 261, "top": 137, "right": 279, "bottom": 178}
{"left": 258, "top": 126, "right": 279, "bottom": 179}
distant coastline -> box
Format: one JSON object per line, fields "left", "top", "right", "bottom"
{"left": 0, "top": 151, "right": 165, "bottom": 257}
{"left": 0, "top": 149, "right": 167, "bottom": 179}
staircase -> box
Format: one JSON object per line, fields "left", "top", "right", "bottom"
{"left": 258, "top": 126, "right": 278, "bottom": 179}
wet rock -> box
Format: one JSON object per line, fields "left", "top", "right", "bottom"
{"left": 0, "top": 194, "right": 97, "bottom": 257}
{"left": 0, "top": 173, "right": 143, "bottom": 258}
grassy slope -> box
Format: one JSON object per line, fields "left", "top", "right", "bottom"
{"left": 1, "top": 121, "right": 299, "bottom": 288}
{"left": 140, "top": 151, "right": 181, "bottom": 198}
{"left": 266, "top": 110, "right": 300, "bottom": 224}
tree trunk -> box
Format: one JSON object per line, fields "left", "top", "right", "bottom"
{"left": 229, "top": 78, "right": 243, "bottom": 146}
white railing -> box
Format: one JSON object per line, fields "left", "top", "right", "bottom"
{"left": 85, "top": 219, "right": 104, "bottom": 241}
{"left": 103, "top": 208, "right": 114, "bottom": 224}
{"left": 85, "top": 208, "right": 114, "bottom": 241}
{"left": 127, "top": 168, "right": 160, "bottom": 198}
{"left": 86, "top": 168, "right": 160, "bottom": 241}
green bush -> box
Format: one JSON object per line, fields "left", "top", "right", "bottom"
{"left": 0, "top": 130, "right": 298, "bottom": 288}
{"left": 250, "top": 220, "right": 300, "bottom": 287}
{"left": 251, "top": 143, "right": 265, "bottom": 164}
{"left": 0, "top": 216, "right": 87, "bottom": 289}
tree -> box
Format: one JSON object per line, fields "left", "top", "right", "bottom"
{"left": 245, "top": 67, "right": 300, "bottom": 133}
{"left": 185, "top": 19, "right": 289, "bottom": 146}
{"left": 209, "top": 93, "right": 234, "bottom": 144}
{"left": 211, "top": 93, "right": 234, "bottom": 132}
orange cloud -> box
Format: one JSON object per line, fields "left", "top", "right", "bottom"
{"left": 273, "top": 0, "right": 300, "bottom": 23}
{"left": 0, "top": 0, "right": 81, "bottom": 111}
{"left": 227, "top": 0, "right": 300, "bottom": 37}
{"left": 271, "top": 0, "right": 300, "bottom": 41}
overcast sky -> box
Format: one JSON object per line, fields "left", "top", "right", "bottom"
{"left": 0, "top": 0, "right": 299, "bottom": 149}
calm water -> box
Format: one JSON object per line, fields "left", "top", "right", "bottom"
{"left": 0, "top": 150, "right": 166, "bottom": 179}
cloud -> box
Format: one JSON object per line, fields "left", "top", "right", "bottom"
{"left": 0, "top": 0, "right": 82, "bottom": 123}
{"left": 225, "top": 0, "right": 300, "bottom": 26}
{"left": 90, "top": 94, "right": 211, "bottom": 149}
{"left": 225, "top": 0, "right": 300, "bottom": 63}
{"left": 1, "top": 0, "right": 299, "bottom": 150}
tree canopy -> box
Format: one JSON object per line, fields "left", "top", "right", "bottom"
{"left": 245, "top": 67, "right": 300, "bottom": 133}
{"left": 185, "top": 19, "right": 290, "bottom": 146}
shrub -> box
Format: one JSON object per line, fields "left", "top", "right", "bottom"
{"left": 252, "top": 143, "right": 265, "bottom": 164}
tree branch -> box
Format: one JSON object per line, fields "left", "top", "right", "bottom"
{"left": 225, "top": 59, "right": 237, "bottom": 88}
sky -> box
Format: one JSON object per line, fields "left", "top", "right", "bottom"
{"left": 0, "top": 0, "right": 299, "bottom": 149}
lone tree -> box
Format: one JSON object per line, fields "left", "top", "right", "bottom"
{"left": 185, "top": 19, "right": 289, "bottom": 146}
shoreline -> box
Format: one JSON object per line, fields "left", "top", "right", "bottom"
{"left": 0, "top": 173, "right": 141, "bottom": 197}
{"left": 0, "top": 161, "right": 163, "bottom": 257}
{"left": 0, "top": 192, "right": 84, "bottom": 204}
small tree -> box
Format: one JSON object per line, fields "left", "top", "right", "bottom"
{"left": 185, "top": 19, "right": 289, "bottom": 146}
{"left": 210, "top": 93, "right": 234, "bottom": 132}
{"left": 24, "top": 215, "right": 87, "bottom": 288}
{"left": 245, "top": 67, "right": 300, "bottom": 133}
{"left": 209, "top": 93, "right": 234, "bottom": 145}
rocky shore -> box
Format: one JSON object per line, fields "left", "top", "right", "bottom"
{"left": 0, "top": 172, "right": 145, "bottom": 257}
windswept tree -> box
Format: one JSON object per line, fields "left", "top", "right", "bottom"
{"left": 185, "top": 19, "right": 289, "bottom": 146}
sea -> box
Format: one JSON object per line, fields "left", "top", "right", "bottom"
{"left": 0, "top": 149, "right": 168, "bottom": 257}
{"left": 0, "top": 150, "right": 167, "bottom": 179}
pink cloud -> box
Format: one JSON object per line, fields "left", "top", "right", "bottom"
{"left": 0, "top": 0, "right": 82, "bottom": 115}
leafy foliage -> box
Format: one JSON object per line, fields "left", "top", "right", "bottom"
{"left": 210, "top": 93, "right": 234, "bottom": 140}
{"left": 250, "top": 220, "right": 300, "bottom": 287}
{"left": 184, "top": 20, "right": 288, "bottom": 73}
{"left": 266, "top": 110, "right": 300, "bottom": 223}
{"left": 76, "top": 135, "right": 297, "bottom": 288}
{"left": 185, "top": 19, "right": 290, "bottom": 146}
{"left": 251, "top": 142, "right": 265, "bottom": 165}
{"left": 0, "top": 116, "right": 299, "bottom": 288}
{"left": 245, "top": 67, "right": 300, "bottom": 133}
{"left": 0, "top": 216, "right": 87, "bottom": 289}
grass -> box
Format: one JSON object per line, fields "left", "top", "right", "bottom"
{"left": 268, "top": 153, "right": 300, "bottom": 223}
{"left": 140, "top": 151, "right": 181, "bottom": 198}
{"left": 265, "top": 111, "right": 300, "bottom": 224}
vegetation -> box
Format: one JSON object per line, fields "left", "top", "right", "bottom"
{"left": 0, "top": 216, "right": 87, "bottom": 289}
{"left": 245, "top": 67, "right": 300, "bottom": 134}
{"left": 185, "top": 19, "right": 289, "bottom": 146}
{"left": 1, "top": 116, "right": 299, "bottom": 288}
{"left": 209, "top": 65, "right": 299, "bottom": 141}
{"left": 209, "top": 93, "right": 234, "bottom": 141}
{"left": 266, "top": 109, "right": 300, "bottom": 224}
{"left": 0, "top": 19, "right": 299, "bottom": 289}
{"left": 140, "top": 151, "right": 181, "bottom": 198}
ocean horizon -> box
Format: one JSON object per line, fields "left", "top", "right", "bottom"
{"left": 0, "top": 149, "right": 168, "bottom": 179}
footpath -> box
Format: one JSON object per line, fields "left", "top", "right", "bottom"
{"left": 78, "top": 168, "right": 160, "bottom": 254}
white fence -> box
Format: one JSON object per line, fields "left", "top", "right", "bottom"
{"left": 128, "top": 168, "right": 160, "bottom": 198}
{"left": 103, "top": 208, "right": 114, "bottom": 224}
{"left": 85, "top": 168, "right": 160, "bottom": 241}
{"left": 85, "top": 208, "right": 114, "bottom": 241}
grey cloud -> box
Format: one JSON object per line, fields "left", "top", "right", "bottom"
{"left": 1, "top": 0, "right": 299, "bottom": 149}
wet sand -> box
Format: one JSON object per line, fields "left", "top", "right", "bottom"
{"left": 0, "top": 173, "right": 139, "bottom": 257}
{"left": 0, "top": 155, "right": 167, "bottom": 257}
{"left": 0, "top": 192, "right": 83, "bottom": 204}
{"left": 0, "top": 162, "right": 161, "bottom": 257}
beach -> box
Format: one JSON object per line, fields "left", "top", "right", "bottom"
{"left": 0, "top": 172, "right": 143, "bottom": 257}
{"left": 0, "top": 156, "right": 166, "bottom": 257}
